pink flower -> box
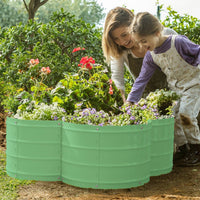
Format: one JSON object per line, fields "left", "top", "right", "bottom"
{"left": 46, "top": 66, "right": 51, "bottom": 74}
{"left": 40, "top": 67, "right": 51, "bottom": 75}
{"left": 29, "top": 58, "right": 39, "bottom": 65}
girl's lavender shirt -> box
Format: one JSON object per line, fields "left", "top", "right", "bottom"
{"left": 127, "top": 35, "right": 200, "bottom": 102}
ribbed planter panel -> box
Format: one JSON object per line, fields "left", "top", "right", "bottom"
{"left": 6, "top": 117, "right": 174, "bottom": 189}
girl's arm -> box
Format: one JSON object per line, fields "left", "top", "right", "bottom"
{"left": 126, "top": 52, "right": 159, "bottom": 103}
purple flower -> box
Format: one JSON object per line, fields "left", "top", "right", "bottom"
{"left": 127, "top": 109, "right": 131, "bottom": 115}
{"left": 54, "top": 116, "right": 58, "bottom": 120}
{"left": 98, "top": 123, "right": 104, "bottom": 126}
{"left": 125, "top": 106, "right": 130, "bottom": 111}
{"left": 130, "top": 116, "right": 135, "bottom": 120}
{"left": 141, "top": 105, "right": 147, "bottom": 110}
{"left": 90, "top": 108, "right": 96, "bottom": 114}
{"left": 82, "top": 111, "right": 89, "bottom": 116}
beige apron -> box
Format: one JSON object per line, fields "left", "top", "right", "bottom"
{"left": 151, "top": 35, "right": 200, "bottom": 147}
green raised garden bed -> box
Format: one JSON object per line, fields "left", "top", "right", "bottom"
{"left": 6, "top": 117, "right": 174, "bottom": 189}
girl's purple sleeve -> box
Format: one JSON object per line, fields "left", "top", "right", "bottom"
{"left": 126, "top": 52, "right": 158, "bottom": 103}
{"left": 175, "top": 35, "right": 200, "bottom": 66}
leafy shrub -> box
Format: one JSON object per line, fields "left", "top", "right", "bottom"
{"left": 4, "top": 54, "right": 123, "bottom": 116}
{"left": 0, "top": 9, "right": 105, "bottom": 91}
{"left": 51, "top": 64, "right": 123, "bottom": 114}
{"left": 162, "top": 6, "right": 200, "bottom": 44}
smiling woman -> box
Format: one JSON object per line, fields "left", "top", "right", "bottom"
{"left": 102, "top": 7, "right": 177, "bottom": 102}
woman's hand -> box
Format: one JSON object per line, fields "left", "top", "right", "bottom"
{"left": 120, "top": 89, "right": 126, "bottom": 103}
{"left": 125, "top": 101, "right": 134, "bottom": 106}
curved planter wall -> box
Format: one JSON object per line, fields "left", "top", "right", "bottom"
{"left": 6, "top": 117, "right": 174, "bottom": 189}
{"left": 150, "top": 118, "right": 174, "bottom": 176}
{"left": 62, "top": 122, "right": 151, "bottom": 189}
{"left": 6, "top": 117, "right": 62, "bottom": 181}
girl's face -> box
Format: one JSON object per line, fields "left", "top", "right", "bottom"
{"left": 111, "top": 26, "right": 138, "bottom": 49}
{"left": 133, "top": 32, "right": 161, "bottom": 51}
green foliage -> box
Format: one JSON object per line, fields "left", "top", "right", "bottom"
{"left": 0, "top": 0, "right": 105, "bottom": 28}
{"left": 0, "top": 150, "right": 32, "bottom": 200}
{"left": 5, "top": 62, "right": 123, "bottom": 117}
{"left": 51, "top": 65, "right": 123, "bottom": 114}
{"left": 36, "top": 0, "right": 105, "bottom": 25}
{"left": 0, "top": 0, "right": 27, "bottom": 27}
{"left": 162, "top": 6, "right": 200, "bottom": 44}
{"left": 139, "top": 89, "right": 180, "bottom": 115}
{"left": 0, "top": 10, "right": 105, "bottom": 91}
{"left": 124, "top": 68, "right": 134, "bottom": 96}
{"left": 12, "top": 88, "right": 175, "bottom": 126}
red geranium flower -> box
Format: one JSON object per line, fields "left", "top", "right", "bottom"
{"left": 79, "top": 56, "right": 95, "bottom": 70}
{"left": 109, "top": 85, "right": 113, "bottom": 95}
{"left": 72, "top": 47, "right": 85, "bottom": 53}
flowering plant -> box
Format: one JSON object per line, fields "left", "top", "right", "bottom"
{"left": 5, "top": 58, "right": 53, "bottom": 115}
{"left": 14, "top": 102, "right": 66, "bottom": 121}
{"left": 13, "top": 90, "right": 175, "bottom": 126}
{"left": 14, "top": 102, "right": 159, "bottom": 126}
{"left": 139, "top": 89, "right": 180, "bottom": 115}
{"left": 50, "top": 48, "right": 123, "bottom": 114}
{"left": 8, "top": 54, "right": 177, "bottom": 127}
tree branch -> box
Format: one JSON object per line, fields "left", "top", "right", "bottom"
{"left": 39, "top": 0, "right": 49, "bottom": 6}
{"left": 23, "top": 0, "right": 29, "bottom": 12}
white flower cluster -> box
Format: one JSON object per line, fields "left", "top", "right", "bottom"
{"left": 14, "top": 103, "right": 67, "bottom": 121}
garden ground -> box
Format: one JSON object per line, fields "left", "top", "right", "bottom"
{"left": 1, "top": 113, "right": 200, "bottom": 200}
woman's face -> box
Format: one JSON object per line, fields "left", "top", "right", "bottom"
{"left": 111, "top": 26, "right": 137, "bottom": 49}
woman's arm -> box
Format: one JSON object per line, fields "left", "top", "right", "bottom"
{"left": 110, "top": 56, "right": 126, "bottom": 92}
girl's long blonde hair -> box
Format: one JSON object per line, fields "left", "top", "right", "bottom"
{"left": 102, "top": 7, "right": 134, "bottom": 63}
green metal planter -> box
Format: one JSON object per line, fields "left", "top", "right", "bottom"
{"left": 6, "top": 117, "right": 62, "bottom": 181}
{"left": 6, "top": 117, "right": 174, "bottom": 189}
{"left": 150, "top": 118, "right": 174, "bottom": 176}
{"left": 62, "top": 122, "right": 151, "bottom": 189}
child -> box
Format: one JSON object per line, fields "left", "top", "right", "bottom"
{"left": 102, "top": 7, "right": 177, "bottom": 102}
{"left": 127, "top": 12, "right": 200, "bottom": 166}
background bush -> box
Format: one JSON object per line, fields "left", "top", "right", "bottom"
{"left": 0, "top": 9, "right": 105, "bottom": 92}
{"left": 162, "top": 6, "right": 200, "bottom": 44}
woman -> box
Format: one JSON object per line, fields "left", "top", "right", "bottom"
{"left": 102, "top": 7, "right": 177, "bottom": 102}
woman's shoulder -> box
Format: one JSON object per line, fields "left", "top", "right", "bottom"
{"left": 163, "top": 27, "right": 178, "bottom": 35}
